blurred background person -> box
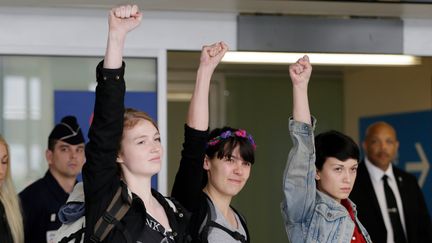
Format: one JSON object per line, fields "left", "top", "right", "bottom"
{"left": 350, "top": 122, "right": 432, "bottom": 243}
{"left": 19, "top": 116, "right": 85, "bottom": 243}
{"left": 0, "top": 135, "right": 24, "bottom": 243}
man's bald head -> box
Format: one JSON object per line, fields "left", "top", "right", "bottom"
{"left": 363, "top": 122, "right": 399, "bottom": 171}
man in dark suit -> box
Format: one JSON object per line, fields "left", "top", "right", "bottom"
{"left": 19, "top": 116, "right": 85, "bottom": 243}
{"left": 350, "top": 121, "right": 431, "bottom": 243}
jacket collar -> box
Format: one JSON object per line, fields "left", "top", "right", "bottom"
{"left": 316, "top": 190, "right": 359, "bottom": 221}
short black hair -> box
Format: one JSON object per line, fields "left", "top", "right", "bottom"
{"left": 206, "top": 126, "right": 255, "bottom": 165}
{"left": 47, "top": 138, "right": 58, "bottom": 151}
{"left": 314, "top": 130, "right": 359, "bottom": 170}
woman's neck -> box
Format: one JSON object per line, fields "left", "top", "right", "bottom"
{"left": 123, "top": 173, "right": 171, "bottom": 230}
{"left": 123, "top": 174, "right": 154, "bottom": 206}
{"left": 203, "top": 184, "right": 233, "bottom": 218}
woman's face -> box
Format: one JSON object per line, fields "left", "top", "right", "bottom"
{"left": 316, "top": 157, "right": 358, "bottom": 202}
{"left": 118, "top": 119, "right": 163, "bottom": 178}
{"left": 204, "top": 146, "right": 251, "bottom": 198}
{"left": 0, "top": 143, "right": 9, "bottom": 186}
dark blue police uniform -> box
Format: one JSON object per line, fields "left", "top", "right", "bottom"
{"left": 20, "top": 170, "right": 70, "bottom": 243}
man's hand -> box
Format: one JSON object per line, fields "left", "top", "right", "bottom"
{"left": 199, "top": 42, "right": 229, "bottom": 71}
{"left": 289, "top": 55, "right": 312, "bottom": 87}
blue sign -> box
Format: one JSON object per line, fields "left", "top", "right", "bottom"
{"left": 54, "top": 90, "right": 158, "bottom": 188}
{"left": 359, "top": 110, "right": 432, "bottom": 214}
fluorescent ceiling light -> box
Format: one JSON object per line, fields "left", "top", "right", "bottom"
{"left": 221, "top": 52, "right": 420, "bottom": 66}
{"left": 167, "top": 92, "right": 192, "bottom": 102}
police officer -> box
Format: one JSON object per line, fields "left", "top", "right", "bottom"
{"left": 20, "top": 115, "right": 85, "bottom": 243}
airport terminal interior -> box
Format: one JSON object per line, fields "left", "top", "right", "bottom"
{"left": 0, "top": 1, "right": 431, "bottom": 242}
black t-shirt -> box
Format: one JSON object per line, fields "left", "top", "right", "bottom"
{"left": 142, "top": 213, "right": 175, "bottom": 243}
{"left": 103, "top": 192, "right": 176, "bottom": 243}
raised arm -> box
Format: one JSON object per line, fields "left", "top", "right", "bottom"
{"left": 171, "top": 42, "right": 228, "bottom": 211}
{"left": 281, "top": 56, "right": 315, "bottom": 242}
{"left": 104, "top": 5, "right": 142, "bottom": 69}
{"left": 187, "top": 42, "right": 228, "bottom": 130}
{"left": 290, "top": 55, "right": 312, "bottom": 125}
{"left": 83, "top": 6, "right": 142, "bottom": 241}
{"left": 83, "top": 4, "right": 141, "bottom": 196}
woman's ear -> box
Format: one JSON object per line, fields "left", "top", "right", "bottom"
{"left": 203, "top": 155, "right": 211, "bottom": 170}
{"left": 117, "top": 152, "right": 124, "bottom": 164}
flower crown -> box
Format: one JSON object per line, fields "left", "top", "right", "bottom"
{"left": 207, "top": 129, "right": 256, "bottom": 150}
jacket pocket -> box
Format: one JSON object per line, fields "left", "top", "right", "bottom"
{"left": 307, "top": 203, "right": 346, "bottom": 242}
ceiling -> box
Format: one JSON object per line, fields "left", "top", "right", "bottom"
{"left": 1, "top": 0, "right": 432, "bottom": 19}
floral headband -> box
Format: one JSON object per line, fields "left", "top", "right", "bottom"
{"left": 207, "top": 129, "right": 256, "bottom": 150}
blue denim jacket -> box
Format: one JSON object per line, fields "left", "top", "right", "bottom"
{"left": 281, "top": 119, "right": 372, "bottom": 243}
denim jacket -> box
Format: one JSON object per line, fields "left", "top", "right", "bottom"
{"left": 281, "top": 119, "right": 372, "bottom": 243}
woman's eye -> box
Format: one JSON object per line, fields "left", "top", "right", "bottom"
{"left": 243, "top": 161, "right": 251, "bottom": 167}
{"left": 155, "top": 137, "right": 161, "bottom": 142}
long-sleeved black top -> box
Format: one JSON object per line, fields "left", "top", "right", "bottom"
{"left": 83, "top": 61, "right": 189, "bottom": 243}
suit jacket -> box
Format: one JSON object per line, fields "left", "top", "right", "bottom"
{"left": 350, "top": 161, "right": 432, "bottom": 243}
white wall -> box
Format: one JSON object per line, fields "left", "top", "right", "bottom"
{"left": 4, "top": 7, "right": 432, "bottom": 56}
{"left": 0, "top": 7, "right": 237, "bottom": 55}
{"left": 404, "top": 18, "right": 432, "bottom": 56}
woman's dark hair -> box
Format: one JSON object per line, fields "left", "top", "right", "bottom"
{"left": 206, "top": 127, "right": 255, "bottom": 164}
{"left": 314, "top": 130, "right": 359, "bottom": 170}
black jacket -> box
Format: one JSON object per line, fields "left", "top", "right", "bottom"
{"left": 350, "top": 161, "right": 432, "bottom": 243}
{"left": 83, "top": 61, "right": 189, "bottom": 243}
{"left": 0, "top": 202, "right": 13, "bottom": 243}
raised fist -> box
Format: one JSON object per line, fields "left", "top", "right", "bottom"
{"left": 289, "top": 55, "right": 312, "bottom": 87}
{"left": 108, "top": 4, "right": 142, "bottom": 36}
{"left": 199, "top": 42, "right": 229, "bottom": 70}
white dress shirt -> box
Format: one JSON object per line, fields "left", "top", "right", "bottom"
{"left": 364, "top": 158, "right": 407, "bottom": 243}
